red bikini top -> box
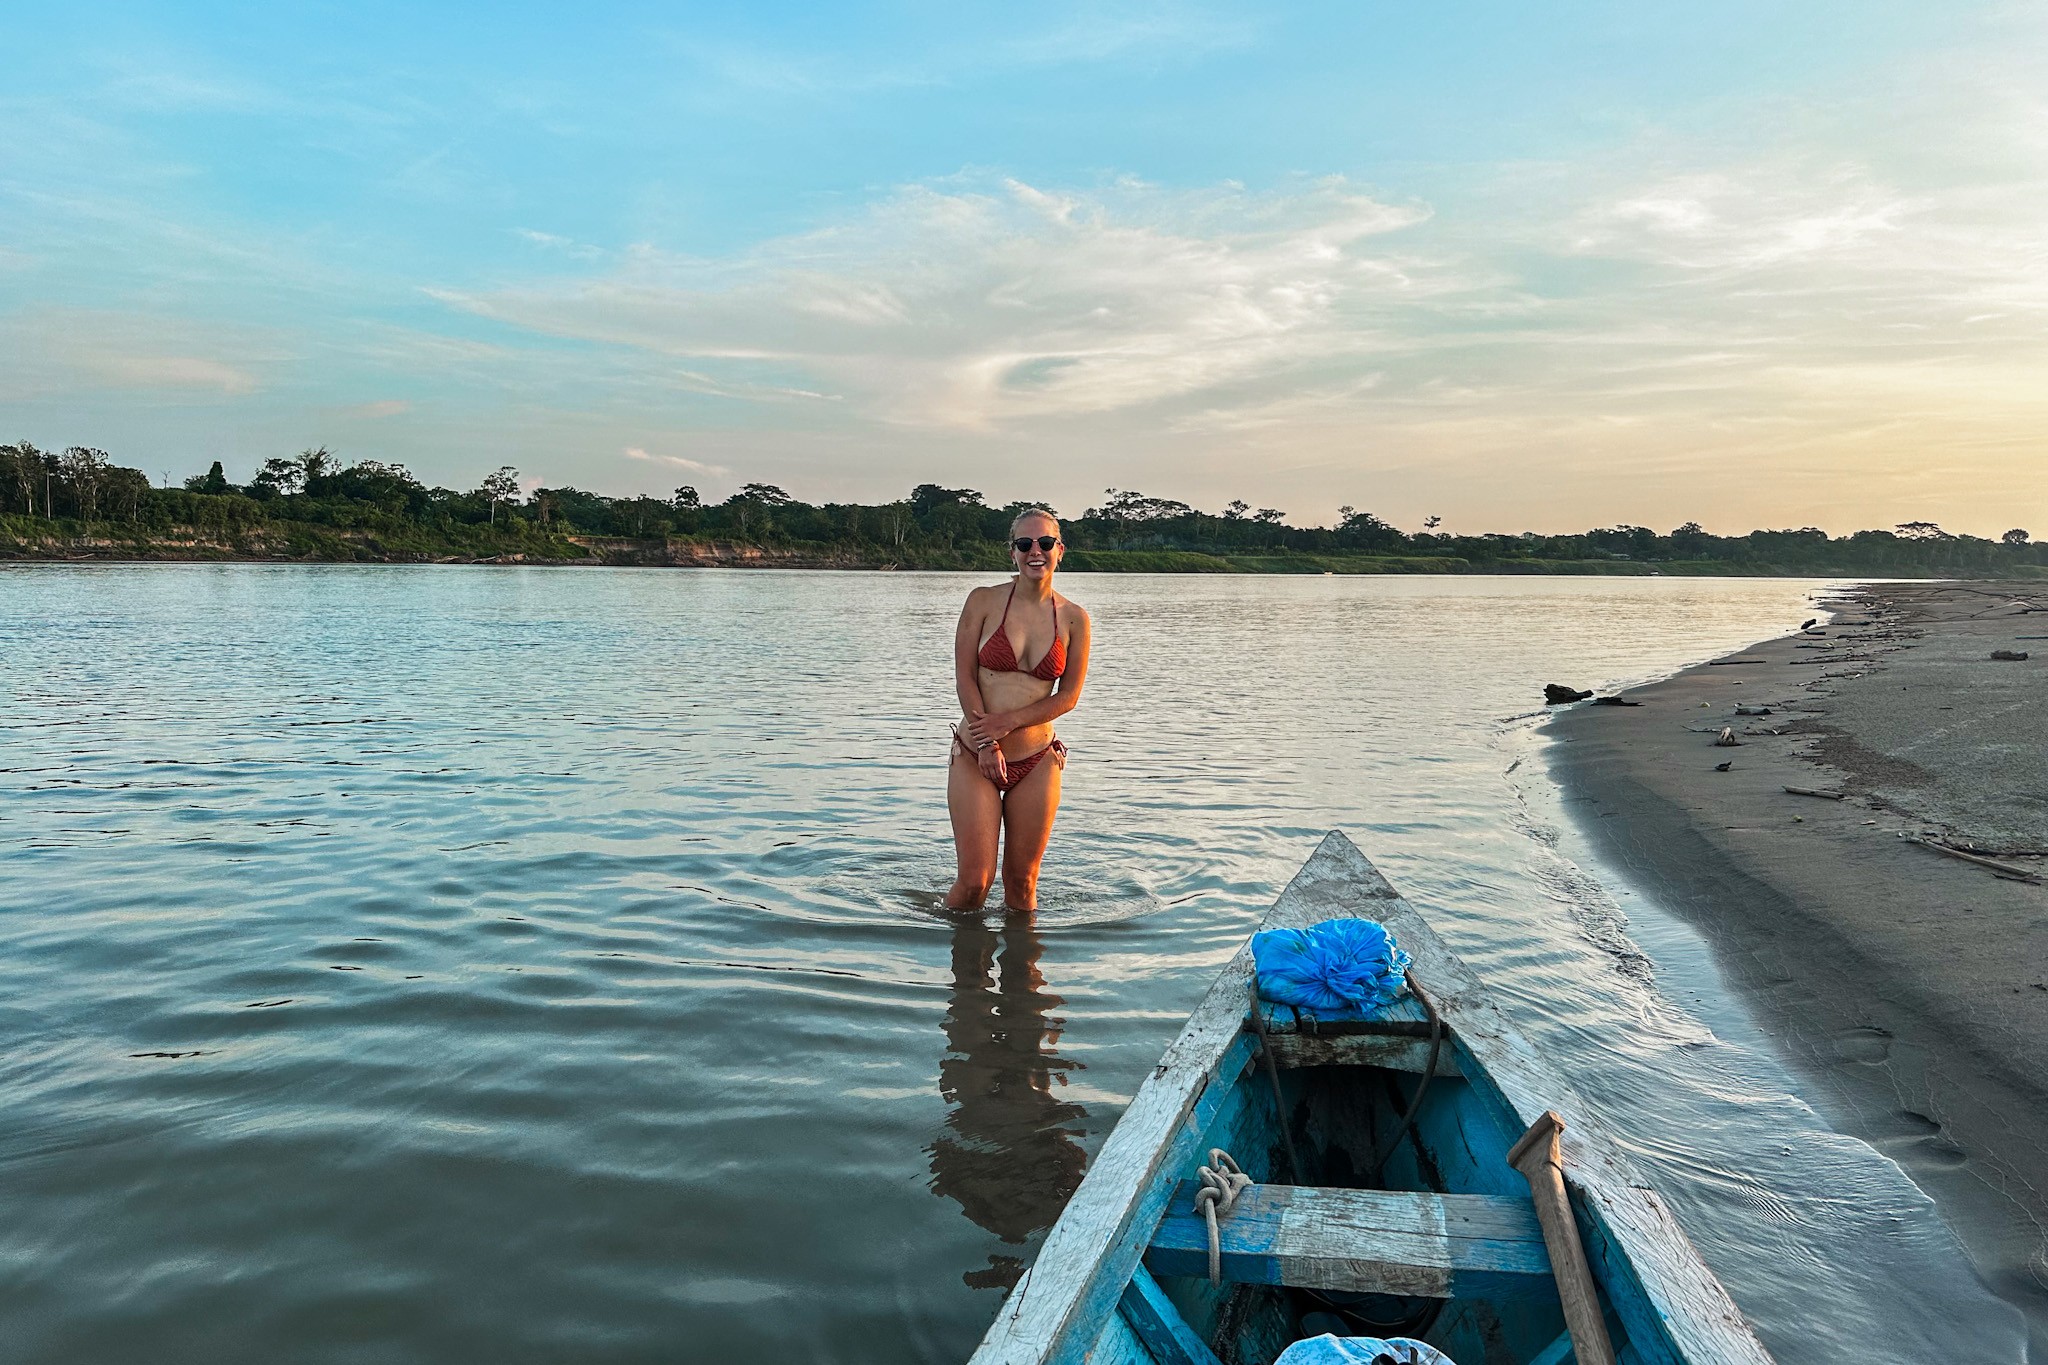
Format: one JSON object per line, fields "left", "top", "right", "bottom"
{"left": 978, "top": 583, "right": 1065, "bottom": 681}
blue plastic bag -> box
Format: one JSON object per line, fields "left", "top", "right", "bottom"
{"left": 1251, "top": 918, "right": 1411, "bottom": 1018}
{"left": 1274, "top": 1334, "right": 1453, "bottom": 1365}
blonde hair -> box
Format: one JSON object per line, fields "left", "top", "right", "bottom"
{"left": 1010, "top": 507, "right": 1060, "bottom": 534}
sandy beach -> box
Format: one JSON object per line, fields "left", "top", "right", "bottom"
{"left": 1550, "top": 580, "right": 2048, "bottom": 1351}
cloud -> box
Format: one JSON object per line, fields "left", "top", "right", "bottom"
{"left": 346, "top": 399, "right": 412, "bottom": 418}
{"left": 1571, "top": 170, "right": 1911, "bottom": 271}
{"left": 672, "top": 370, "right": 841, "bottom": 403}
{"left": 437, "top": 176, "right": 1440, "bottom": 430}
{"left": 624, "top": 446, "right": 729, "bottom": 476}
{"left": 86, "top": 355, "right": 260, "bottom": 395}
{"left": 94, "top": 53, "right": 279, "bottom": 113}
{"left": 513, "top": 228, "right": 605, "bottom": 261}
{"left": 428, "top": 145, "right": 2047, "bottom": 531}
{"left": 661, "top": 3, "right": 1255, "bottom": 97}
{"left": 0, "top": 309, "right": 273, "bottom": 400}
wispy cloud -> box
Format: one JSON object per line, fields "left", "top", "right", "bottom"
{"left": 91, "top": 51, "right": 281, "bottom": 113}
{"left": 88, "top": 355, "right": 259, "bottom": 395}
{"left": 624, "top": 446, "right": 729, "bottom": 476}
{"left": 512, "top": 228, "right": 605, "bottom": 261}
{"left": 661, "top": 3, "right": 1255, "bottom": 97}
{"left": 0, "top": 308, "right": 274, "bottom": 401}
{"left": 437, "top": 176, "right": 1439, "bottom": 430}
{"left": 345, "top": 399, "right": 412, "bottom": 418}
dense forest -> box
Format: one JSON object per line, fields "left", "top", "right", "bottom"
{"left": 2, "top": 440, "right": 2042, "bottom": 577}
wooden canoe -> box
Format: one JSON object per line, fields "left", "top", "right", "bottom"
{"left": 968, "top": 831, "right": 1775, "bottom": 1365}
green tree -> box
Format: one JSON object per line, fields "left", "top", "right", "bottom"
{"left": 184, "top": 461, "right": 231, "bottom": 494}
{"left": 3, "top": 440, "right": 50, "bottom": 516}
{"left": 60, "top": 446, "right": 111, "bottom": 521}
{"left": 883, "top": 500, "right": 913, "bottom": 553}
{"left": 296, "top": 446, "right": 335, "bottom": 490}
{"left": 480, "top": 466, "right": 520, "bottom": 525}
{"left": 718, "top": 483, "right": 792, "bottom": 539}
{"left": 1337, "top": 507, "right": 1401, "bottom": 550}
{"left": 911, "top": 483, "right": 982, "bottom": 516}
{"left": 0, "top": 443, "right": 22, "bottom": 516}
{"left": 252, "top": 457, "right": 303, "bottom": 497}
{"left": 105, "top": 466, "right": 150, "bottom": 521}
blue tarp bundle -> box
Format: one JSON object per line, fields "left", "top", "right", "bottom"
{"left": 1251, "top": 918, "right": 1411, "bottom": 1019}
{"left": 1274, "top": 1334, "right": 1454, "bottom": 1365}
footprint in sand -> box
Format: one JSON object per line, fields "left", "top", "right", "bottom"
{"left": 1894, "top": 1109, "right": 1941, "bottom": 1137}
{"left": 1834, "top": 1026, "right": 1893, "bottom": 1064}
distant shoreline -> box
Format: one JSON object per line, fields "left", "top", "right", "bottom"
{"left": 0, "top": 536, "right": 2033, "bottom": 579}
{"left": 9, "top": 446, "right": 2041, "bottom": 578}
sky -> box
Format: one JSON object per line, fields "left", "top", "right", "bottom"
{"left": 2, "top": 1, "right": 2043, "bottom": 536}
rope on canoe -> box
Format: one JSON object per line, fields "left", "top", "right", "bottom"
{"left": 1194, "top": 1148, "right": 1252, "bottom": 1285}
{"left": 1247, "top": 978, "right": 1301, "bottom": 1181}
{"left": 1368, "top": 968, "right": 1445, "bottom": 1180}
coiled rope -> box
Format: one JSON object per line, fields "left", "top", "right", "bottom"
{"left": 1193, "top": 1148, "right": 1252, "bottom": 1285}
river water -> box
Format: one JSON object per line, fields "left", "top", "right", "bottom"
{"left": 0, "top": 566, "right": 2021, "bottom": 1363}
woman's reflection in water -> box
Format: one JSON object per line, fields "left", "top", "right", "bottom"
{"left": 929, "top": 913, "right": 1089, "bottom": 1291}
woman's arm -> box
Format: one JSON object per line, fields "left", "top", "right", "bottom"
{"left": 969, "top": 607, "right": 1091, "bottom": 741}
{"left": 954, "top": 589, "right": 1009, "bottom": 782}
{"left": 954, "top": 589, "right": 991, "bottom": 717}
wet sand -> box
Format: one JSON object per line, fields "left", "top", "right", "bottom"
{"left": 1549, "top": 580, "right": 2048, "bottom": 1353}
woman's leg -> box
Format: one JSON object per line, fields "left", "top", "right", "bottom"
{"left": 947, "top": 746, "right": 1003, "bottom": 909}
{"left": 999, "top": 748, "right": 1064, "bottom": 911}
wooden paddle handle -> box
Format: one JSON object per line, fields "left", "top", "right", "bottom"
{"left": 1507, "top": 1111, "right": 1619, "bottom": 1365}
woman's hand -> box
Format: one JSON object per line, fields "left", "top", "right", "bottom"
{"left": 976, "top": 741, "right": 1008, "bottom": 786}
{"left": 967, "top": 709, "right": 1013, "bottom": 747}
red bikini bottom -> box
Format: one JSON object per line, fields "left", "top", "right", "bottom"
{"left": 952, "top": 730, "right": 1068, "bottom": 794}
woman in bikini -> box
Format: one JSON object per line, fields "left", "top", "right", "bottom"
{"left": 947, "top": 509, "right": 1091, "bottom": 912}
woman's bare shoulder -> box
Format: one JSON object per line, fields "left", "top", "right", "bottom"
{"left": 962, "top": 580, "right": 1009, "bottom": 612}
{"left": 1056, "top": 595, "right": 1090, "bottom": 626}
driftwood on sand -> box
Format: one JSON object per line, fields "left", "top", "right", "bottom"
{"left": 1905, "top": 838, "right": 2044, "bottom": 885}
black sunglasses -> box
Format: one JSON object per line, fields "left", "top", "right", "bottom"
{"left": 1012, "top": 536, "right": 1061, "bottom": 553}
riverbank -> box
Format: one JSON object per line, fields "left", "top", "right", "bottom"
{"left": 1549, "top": 581, "right": 2048, "bottom": 1352}
{"left": 3, "top": 526, "right": 2041, "bottom": 577}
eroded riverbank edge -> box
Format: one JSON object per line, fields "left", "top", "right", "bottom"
{"left": 1547, "top": 580, "right": 2048, "bottom": 1355}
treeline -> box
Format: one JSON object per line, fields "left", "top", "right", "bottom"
{"left": 2, "top": 440, "right": 2042, "bottom": 577}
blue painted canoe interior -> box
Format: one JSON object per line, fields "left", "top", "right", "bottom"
{"left": 1097, "top": 1045, "right": 1627, "bottom": 1365}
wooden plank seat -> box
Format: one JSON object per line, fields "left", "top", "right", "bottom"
{"left": 1147, "top": 1182, "right": 1559, "bottom": 1303}
{"left": 1255, "top": 1031, "right": 1463, "bottom": 1076}
{"left": 1253, "top": 992, "right": 1434, "bottom": 1037}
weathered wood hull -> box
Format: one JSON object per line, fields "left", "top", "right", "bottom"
{"left": 969, "top": 832, "right": 1774, "bottom": 1365}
